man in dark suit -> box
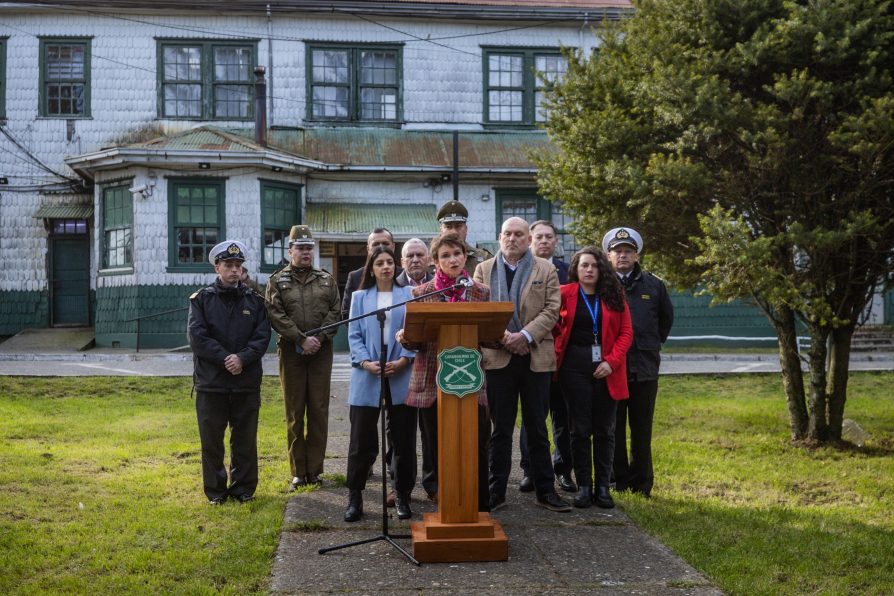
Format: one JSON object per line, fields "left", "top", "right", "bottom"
{"left": 396, "top": 237, "right": 432, "bottom": 288}
{"left": 340, "top": 227, "right": 402, "bottom": 320}
{"left": 604, "top": 227, "right": 674, "bottom": 498}
{"left": 518, "top": 220, "right": 576, "bottom": 495}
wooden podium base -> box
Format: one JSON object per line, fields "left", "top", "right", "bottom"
{"left": 410, "top": 512, "right": 508, "bottom": 563}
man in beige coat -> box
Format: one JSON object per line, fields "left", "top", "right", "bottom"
{"left": 474, "top": 217, "right": 571, "bottom": 513}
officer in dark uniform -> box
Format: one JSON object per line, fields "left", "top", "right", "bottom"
{"left": 603, "top": 227, "right": 674, "bottom": 497}
{"left": 266, "top": 225, "right": 341, "bottom": 491}
{"left": 187, "top": 240, "right": 272, "bottom": 505}
{"left": 436, "top": 199, "right": 492, "bottom": 276}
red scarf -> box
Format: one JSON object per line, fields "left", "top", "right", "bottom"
{"left": 434, "top": 268, "right": 470, "bottom": 302}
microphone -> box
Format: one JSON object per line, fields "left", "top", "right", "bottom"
{"left": 456, "top": 276, "right": 474, "bottom": 288}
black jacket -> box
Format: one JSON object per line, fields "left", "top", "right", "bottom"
{"left": 187, "top": 280, "right": 272, "bottom": 392}
{"left": 622, "top": 263, "right": 674, "bottom": 382}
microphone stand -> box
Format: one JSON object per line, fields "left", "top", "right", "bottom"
{"left": 314, "top": 277, "right": 472, "bottom": 566}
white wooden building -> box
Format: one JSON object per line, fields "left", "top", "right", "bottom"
{"left": 1, "top": 0, "right": 631, "bottom": 347}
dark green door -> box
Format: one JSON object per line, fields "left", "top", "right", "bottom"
{"left": 51, "top": 237, "right": 90, "bottom": 326}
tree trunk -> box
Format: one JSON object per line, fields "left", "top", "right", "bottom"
{"left": 826, "top": 324, "right": 855, "bottom": 442}
{"left": 770, "top": 305, "right": 808, "bottom": 440}
{"left": 805, "top": 324, "right": 831, "bottom": 442}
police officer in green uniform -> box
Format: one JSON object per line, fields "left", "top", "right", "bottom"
{"left": 266, "top": 225, "right": 341, "bottom": 491}
{"left": 436, "top": 199, "right": 492, "bottom": 276}
{"left": 188, "top": 240, "right": 271, "bottom": 505}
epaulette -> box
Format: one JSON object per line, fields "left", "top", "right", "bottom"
{"left": 189, "top": 286, "right": 210, "bottom": 300}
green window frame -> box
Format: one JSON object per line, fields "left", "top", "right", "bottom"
{"left": 260, "top": 180, "right": 302, "bottom": 272}
{"left": 306, "top": 43, "right": 403, "bottom": 122}
{"left": 1, "top": 38, "right": 7, "bottom": 118}
{"left": 39, "top": 38, "right": 91, "bottom": 118}
{"left": 168, "top": 178, "right": 225, "bottom": 271}
{"left": 158, "top": 40, "right": 257, "bottom": 120}
{"left": 101, "top": 184, "right": 134, "bottom": 269}
{"left": 482, "top": 47, "right": 567, "bottom": 127}
{"left": 496, "top": 190, "right": 578, "bottom": 257}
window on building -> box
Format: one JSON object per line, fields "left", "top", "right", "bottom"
{"left": 159, "top": 41, "right": 255, "bottom": 120}
{"left": 483, "top": 48, "right": 567, "bottom": 126}
{"left": 307, "top": 44, "right": 401, "bottom": 122}
{"left": 495, "top": 189, "right": 576, "bottom": 258}
{"left": 40, "top": 38, "right": 90, "bottom": 117}
{"left": 168, "top": 179, "right": 225, "bottom": 269}
{"left": 102, "top": 185, "right": 133, "bottom": 269}
{"left": 51, "top": 219, "right": 88, "bottom": 234}
{"left": 261, "top": 181, "right": 301, "bottom": 271}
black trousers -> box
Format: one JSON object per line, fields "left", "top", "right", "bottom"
{"left": 418, "top": 402, "right": 490, "bottom": 511}
{"left": 613, "top": 378, "right": 659, "bottom": 495}
{"left": 518, "top": 379, "right": 573, "bottom": 477}
{"left": 195, "top": 390, "right": 260, "bottom": 500}
{"left": 559, "top": 345, "right": 617, "bottom": 489}
{"left": 487, "top": 355, "right": 555, "bottom": 498}
{"left": 346, "top": 384, "right": 417, "bottom": 495}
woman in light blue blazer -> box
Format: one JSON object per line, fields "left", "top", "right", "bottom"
{"left": 344, "top": 246, "right": 416, "bottom": 523}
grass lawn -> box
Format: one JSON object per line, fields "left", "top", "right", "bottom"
{"left": 0, "top": 373, "right": 892, "bottom": 594}
{"left": 618, "top": 373, "right": 894, "bottom": 595}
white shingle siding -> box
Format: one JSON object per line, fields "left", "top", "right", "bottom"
{"left": 1, "top": 9, "right": 595, "bottom": 293}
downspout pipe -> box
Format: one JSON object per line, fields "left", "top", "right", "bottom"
{"left": 267, "top": 5, "right": 274, "bottom": 126}
{"left": 254, "top": 66, "right": 267, "bottom": 148}
{"left": 452, "top": 130, "right": 459, "bottom": 202}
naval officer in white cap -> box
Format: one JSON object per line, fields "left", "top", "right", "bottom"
{"left": 187, "top": 240, "right": 271, "bottom": 504}
{"left": 601, "top": 228, "right": 673, "bottom": 498}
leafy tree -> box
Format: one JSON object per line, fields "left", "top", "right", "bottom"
{"left": 538, "top": 0, "right": 894, "bottom": 443}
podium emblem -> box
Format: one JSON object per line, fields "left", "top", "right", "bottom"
{"left": 436, "top": 346, "right": 484, "bottom": 398}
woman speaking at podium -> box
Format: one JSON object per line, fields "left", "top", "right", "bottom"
{"left": 344, "top": 246, "right": 416, "bottom": 523}
{"left": 396, "top": 233, "right": 492, "bottom": 511}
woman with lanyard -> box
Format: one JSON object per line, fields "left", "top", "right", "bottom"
{"left": 345, "top": 246, "right": 416, "bottom": 522}
{"left": 553, "top": 246, "right": 632, "bottom": 509}
{"left": 396, "top": 232, "right": 492, "bottom": 511}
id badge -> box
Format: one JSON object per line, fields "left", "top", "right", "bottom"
{"left": 591, "top": 343, "right": 602, "bottom": 363}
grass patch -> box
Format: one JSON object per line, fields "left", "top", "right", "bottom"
{"left": 617, "top": 372, "right": 894, "bottom": 596}
{"left": 0, "top": 377, "right": 293, "bottom": 594}
{"left": 283, "top": 520, "right": 330, "bottom": 533}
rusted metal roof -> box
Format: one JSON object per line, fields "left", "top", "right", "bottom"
{"left": 306, "top": 202, "right": 438, "bottom": 238}
{"left": 135, "top": 128, "right": 264, "bottom": 153}
{"left": 121, "top": 126, "right": 552, "bottom": 170}
{"left": 268, "top": 128, "right": 553, "bottom": 169}
{"left": 34, "top": 203, "right": 94, "bottom": 219}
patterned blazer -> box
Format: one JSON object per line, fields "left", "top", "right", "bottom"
{"left": 404, "top": 279, "right": 490, "bottom": 408}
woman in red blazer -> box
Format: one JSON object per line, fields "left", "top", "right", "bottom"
{"left": 554, "top": 246, "right": 632, "bottom": 509}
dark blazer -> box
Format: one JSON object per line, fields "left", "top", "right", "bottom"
{"left": 187, "top": 280, "right": 271, "bottom": 392}
{"left": 553, "top": 282, "right": 633, "bottom": 400}
{"left": 622, "top": 263, "right": 674, "bottom": 382}
{"left": 552, "top": 257, "right": 569, "bottom": 284}
{"left": 395, "top": 270, "right": 433, "bottom": 287}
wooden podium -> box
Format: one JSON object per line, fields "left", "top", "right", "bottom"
{"left": 404, "top": 301, "right": 514, "bottom": 563}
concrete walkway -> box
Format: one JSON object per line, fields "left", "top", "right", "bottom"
{"left": 270, "top": 378, "right": 720, "bottom": 595}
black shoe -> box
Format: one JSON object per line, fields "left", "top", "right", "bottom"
{"left": 288, "top": 476, "right": 306, "bottom": 492}
{"left": 234, "top": 493, "right": 255, "bottom": 503}
{"left": 344, "top": 490, "right": 363, "bottom": 522}
{"left": 306, "top": 474, "right": 322, "bottom": 486}
{"left": 573, "top": 486, "right": 592, "bottom": 508}
{"left": 519, "top": 475, "right": 535, "bottom": 493}
{"left": 488, "top": 493, "right": 507, "bottom": 511}
{"left": 594, "top": 486, "right": 615, "bottom": 509}
{"left": 395, "top": 493, "right": 412, "bottom": 520}
{"left": 557, "top": 474, "right": 578, "bottom": 493}
{"left": 536, "top": 492, "right": 572, "bottom": 512}
{"left": 208, "top": 495, "right": 228, "bottom": 506}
